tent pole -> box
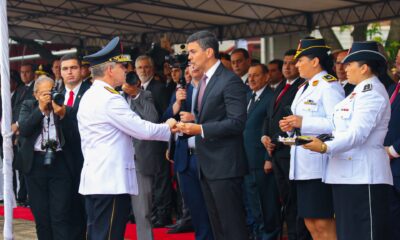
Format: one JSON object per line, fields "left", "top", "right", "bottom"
{"left": 0, "top": 1, "right": 16, "bottom": 239}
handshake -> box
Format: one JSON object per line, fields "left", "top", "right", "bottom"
{"left": 164, "top": 112, "right": 202, "bottom": 135}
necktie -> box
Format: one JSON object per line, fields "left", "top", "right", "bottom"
{"left": 390, "top": 82, "right": 400, "bottom": 104}
{"left": 66, "top": 91, "right": 74, "bottom": 107}
{"left": 301, "top": 82, "right": 309, "bottom": 95}
{"left": 197, "top": 75, "right": 208, "bottom": 112}
{"left": 248, "top": 92, "right": 257, "bottom": 112}
{"left": 275, "top": 83, "right": 291, "bottom": 108}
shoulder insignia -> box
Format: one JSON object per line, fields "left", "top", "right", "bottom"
{"left": 312, "top": 80, "right": 319, "bottom": 86}
{"left": 362, "top": 84, "right": 372, "bottom": 92}
{"left": 322, "top": 74, "right": 337, "bottom": 82}
{"left": 104, "top": 86, "right": 119, "bottom": 94}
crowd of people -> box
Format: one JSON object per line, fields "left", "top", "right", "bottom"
{"left": 3, "top": 30, "right": 400, "bottom": 240}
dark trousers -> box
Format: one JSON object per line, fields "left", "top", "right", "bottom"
{"left": 389, "top": 180, "right": 400, "bottom": 240}
{"left": 272, "top": 156, "right": 310, "bottom": 240}
{"left": 70, "top": 176, "right": 86, "bottom": 240}
{"left": 85, "top": 194, "right": 131, "bottom": 240}
{"left": 25, "top": 152, "right": 72, "bottom": 240}
{"left": 13, "top": 146, "right": 28, "bottom": 202}
{"left": 152, "top": 151, "right": 173, "bottom": 220}
{"left": 179, "top": 154, "right": 213, "bottom": 240}
{"left": 250, "top": 169, "right": 281, "bottom": 240}
{"left": 332, "top": 184, "right": 390, "bottom": 240}
{"left": 200, "top": 174, "right": 248, "bottom": 240}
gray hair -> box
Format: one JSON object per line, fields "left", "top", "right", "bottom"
{"left": 90, "top": 62, "right": 116, "bottom": 78}
{"left": 186, "top": 30, "right": 219, "bottom": 58}
{"left": 34, "top": 75, "right": 54, "bottom": 92}
{"left": 135, "top": 55, "right": 154, "bottom": 68}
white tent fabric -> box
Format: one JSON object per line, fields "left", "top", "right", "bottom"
{"left": 1, "top": 0, "right": 17, "bottom": 239}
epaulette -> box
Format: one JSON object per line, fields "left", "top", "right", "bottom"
{"left": 104, "top": 86, "right": 119, "bottom": 94}
{"left": 322, "top": 74, "right": 337, "bottom": 82}
{"left": 362, "top": 84, "right": 372, "bottom": 92}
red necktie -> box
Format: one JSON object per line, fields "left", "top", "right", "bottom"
{"left": 390, "top": 82, "right": 400, "bottom": 104}
{"left": 197, "top": 75, "right": 208, "bottom": 112}
{"left": 274, "top": 83, "right": 290, "bottom": 108}
{"left": 67, "top": 91, "right": 74, "bottom": 107}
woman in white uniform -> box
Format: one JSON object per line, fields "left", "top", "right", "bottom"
{"left": 279, "top": 38, "right": 344, "bottom": 240}
{"left": 304, "top": 41, "right": 393, "bottom": 240}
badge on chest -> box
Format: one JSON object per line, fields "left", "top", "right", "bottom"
{"left": 303, "top": 99, "right": 318, "bottom": 111}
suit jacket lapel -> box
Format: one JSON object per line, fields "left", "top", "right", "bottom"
{"left": 198, "top": 64, "right": 223, "bottom": 118}
{"left": 271, "top": 81, "right": 286, "bottom": 116}
{"left": 248, "top": 87, "right": 269, "bottom": 115}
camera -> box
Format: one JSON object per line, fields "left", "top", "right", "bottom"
{"left": 51, "top": 87, "right": 65, "bottom": 106}
{"left": 41, "top": 139, "right": 58, "bottom": 166}
{"left": 166, "top": 44, "right": 189, "bottom": 89}
{"left": 126, "top": 71, "right": 140, "bottom": 86}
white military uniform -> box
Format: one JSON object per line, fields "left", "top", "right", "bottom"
{"left": 289, "top": 71, "right": 344, "bottom": 180}
{"left": 77, "top": 80, "right": 171, "bottom": 195}
{"left": 324, "top": 76, "right": 393, "bottom": 185}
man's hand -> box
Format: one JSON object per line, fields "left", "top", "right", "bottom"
{"left": 261, "top": 135, "right": 276, "bottom": 156}
{"left": 385, "top": 146, "right": 395, "bottom": 160}
{"left": 11, "top": 123, "right": 19, "bottom": 134}
{"left": 52, "top": 101, "right": 66, "bottom": 118}
{"left": 279, "top": 115, "right": 302, "bottom": 132}
{"left": 179, "top": 111, "right": 195, "bottom": 123}
{"left": 165, "top": 150, "right": 174, "bottom": 163}
{"left": 38, "top": 91, "right": 51, "bottom": 115}
{"left": 176, "top": 122, "right": 202, "bottom": 135}
{"left": 122, "top": 83, "right": 140, "bottom": 97}
{"left": 264, "top": 161, "right": 273, "bottom": 174}
{"left": 166, "top": 118, "right": 178, "bottom": 133}
{"left": 175, "top": 88, "right": 187, "bottom": 103}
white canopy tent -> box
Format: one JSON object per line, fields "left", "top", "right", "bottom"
{"left": 2, "top": 0, "right": 400, "bottom": 238}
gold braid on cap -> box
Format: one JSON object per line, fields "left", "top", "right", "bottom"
{"left": 294, "top": 45, "right": 331, "bottom": 60}
{"left": 109, "top": 54, "right": 131, "bottom": 63}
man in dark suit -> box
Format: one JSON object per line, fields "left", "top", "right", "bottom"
{"left": 261, "top": 49, "right": 310, "bottom": 240}
{"left": 231, "top": 48, "right": 251, "bottom": 85}
{"left": 385, "top": 48, "right": 400, "bottom": 240}
{"left": 13, "top": 63, "right": 36, "bottom": 206}
{"left": 122, "top": 71, "right": 160, "bottom": 240}
{"left": 135, "top": 55, "right": 173, "bottom": 227}
{"left": 267, "top": 59, "right": 284, "bottom": 91}
{"left": 177, "top": 30, "right": 248, "bottom": 240}
{"left": 16, "top": 76, "right": 72, "bottom": 240}
{"left": 335, "top": 50, "right": 355, "bottom": 97}
{"left": 244, "top": 63, "right": 281, "bottom": 240}
{"left": 59, "top": 54, "right": 91, "bottom": 240}
{"left": 162, "top": 65, "right": 214, "bottom": 239}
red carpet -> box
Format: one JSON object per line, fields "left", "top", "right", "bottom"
{"left": 0, "top": 206, "right": 195, "bottom": 240}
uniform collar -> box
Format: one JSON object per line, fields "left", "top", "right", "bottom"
{"left": 308, "top": 70, "right": 327, "bottom": 86}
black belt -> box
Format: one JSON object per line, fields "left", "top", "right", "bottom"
{"left": 188, "top": 148, "right": 196, "bottom": 155}
{"left": 34, "top": 150, "right": 63, "bottom": 156}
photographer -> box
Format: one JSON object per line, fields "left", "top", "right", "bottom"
{"left": 17, "top": 75, "right": 71, "bottom": 240}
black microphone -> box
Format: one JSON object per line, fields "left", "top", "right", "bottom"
{"left": 284, "top": 106, "right": 301, "bottom": 136}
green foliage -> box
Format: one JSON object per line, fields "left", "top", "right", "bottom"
{"left": 339, "top": 25, "right": 351, "bottom": 33}
{"left": 367, "top": 22, "right": 382, "bottom": 39}
{"left": 385, "top": 40, "right": 400, "bottom": 63}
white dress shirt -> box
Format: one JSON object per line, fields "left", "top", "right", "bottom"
{"left": 34, "top": 112, "right": 61, "bottom": 152}
{"left": 63, "top": 82, "right": 82, "bottom": 106}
